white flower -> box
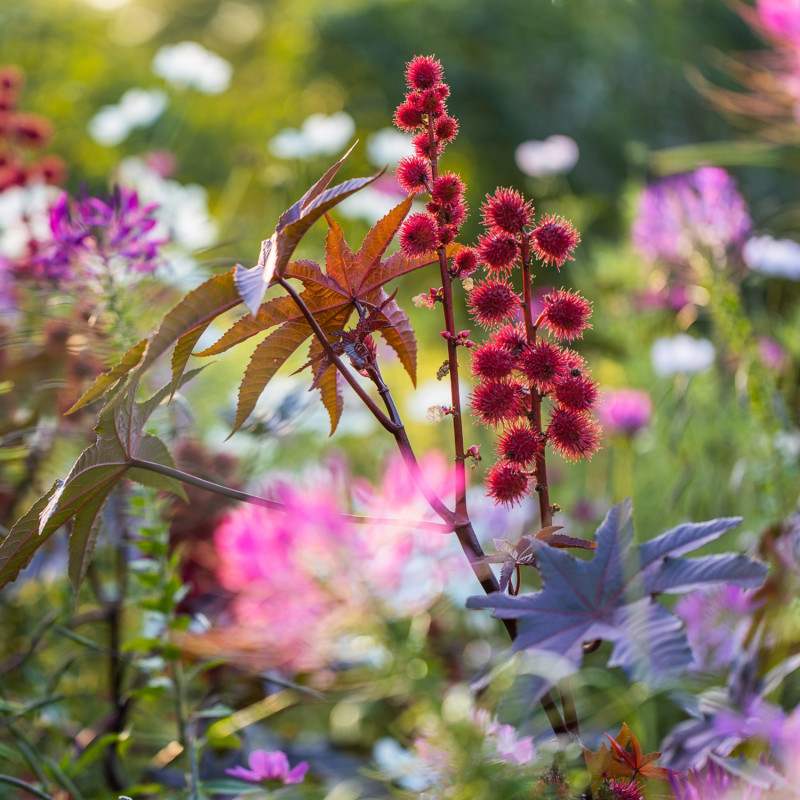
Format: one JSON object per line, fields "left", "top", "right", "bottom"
{"left": 743, "top": 235, "right": 800, "bottom": 280}
{"left": 366, "top": 128, "right": 414, "bottom": 166}
{"left": 336, "top": 185, "right": 399, "bottom": 224}
{"left": 515, "top": 134, "right": 579, "bottom": 178}
{"left": 0, "top": 183, "right": 60, "bottom": 258}
{"left": 651, "top": 334, "right": 715, "bottom": 376}
{"left": 88, "top": 88, "right": 167, "bottom": 146}
{"left": 152, "top": 42, "right": 232, "bottom": 94}
{"left": 269, "top": 112, "right": 355, "bottom": 159}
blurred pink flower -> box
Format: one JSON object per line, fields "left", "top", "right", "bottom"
{"left": 759, "top": 336, "right": 789, "bottom": 372}
{"left": 226, "top": 749, "right": 309, "bottom": 785}
{"left": 212, "top": 452, "right": 466, "bottom": 671}
{"left": 756, "top": 0, "right": 800, "bottom": 44}
{"left": 596, "top": 389, "right": 652, "bottom": 435}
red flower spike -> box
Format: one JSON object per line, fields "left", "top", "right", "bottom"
{"left": 405, "top": 55, "right": 444, "bottom": 90}
{"left": 482, "top": 187, "right": 534, "bottom": 235}
{"left": 471, "top": 341, "right": 517, "bottom": 380}
{"left": 468, "top": 278, "right": 520, "bottom": 329}
{"left": 399, "top": 212, "right": 439, "bottom": 256}
{"left": 412, "top": 130, "right": 442, "bottom": 160}
{"left": 553, "top": 372, "right": 599, "bottom": 412}
{"left": 396, "top": 156, "right": 431, "bottom": 193}
{"left": 491, "top": 324, "right": 527, "bottom": 355}
{"left": 453, "top": 247, "right": 478, "bottom": 278}
{"left": 547, "top": 405, "right": 601, "bottom": 462}
{"left": 434, "top": 115, "right": 459, "bottom": 143}
{"left": 486, "top": 461, "right": 529, "bottom": 506}
{"left": 541, "top": 288, "right": 593, "bottom": 341}
{"left": 477, "top": 232, "right": 520, "bottom": 274}
{"left": 518, "top": 340, "right": 568, "bottom": 392}
{"left": 531, "top": 214, "right": 580, "bottom": 268}
{"left": 394, "top": 100, "right": 426, "bottom": 131}
{"left": 497, "top": 423, "right": 542, "bottom": 466}
{"left": 431, "top": 172, "right": 465, "bottom": 206}
{"left": 470, "top": 379, "right": 526, "bottom": 426}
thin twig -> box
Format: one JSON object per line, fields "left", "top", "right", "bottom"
{"left": 127, "top": 458, "right": 453, "bottom": 533}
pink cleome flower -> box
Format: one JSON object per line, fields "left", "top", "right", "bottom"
{"left": 226, "top": 750, "right": 309, "bottom": 785}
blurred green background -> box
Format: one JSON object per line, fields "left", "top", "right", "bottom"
{"left": 4, "top": 0, "right": 800, "bottom": 540}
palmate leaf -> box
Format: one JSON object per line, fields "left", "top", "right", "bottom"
{"left": 467, "top": 498, "right": 767, "bottom": 703}
{"left": 235, "top": 144, "right": 387, "bottom": 315}
{"left": 0, "top": 372, "right": 200, "bottom": 595}
{"left": 199, "top": 201, "right": 452, "bottom": 434}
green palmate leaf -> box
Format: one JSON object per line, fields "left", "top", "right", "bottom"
{"left": 66, "top": 339, "right": 148, "bottom": 413}
{"left": 467, "top": 499, "right": 767, "bottom": 704}
{"left": 69, "top": 271, "right": 241, "bottom": 412}
{"left": 0, "top": 374, "right": 199, "bottom": 592}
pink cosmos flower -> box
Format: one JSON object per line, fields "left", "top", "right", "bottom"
{"left": 756, "top": 0, "right": 800, "bottom": 44}
{"left": 226, "top": 749, "right": 309, "bottom": 785}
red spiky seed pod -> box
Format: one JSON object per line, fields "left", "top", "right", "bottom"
{"left": 541, "top": 288, "right": 592, "bottom": 341}
{"left": 417, "top": 89, "right": 445, "bottom": 117}
{"left": 468, "top": 279, "right": 520, "bottom": 329}
{"left": 491, "top": 324, "right": 527, "bottom": 355}
{"left": 470, "top": 379, "right": 526, "bottom": 426}
{"left": 438, "top": 223, "right": 458, "bottom": 245}
{"left": 562, "top": 348, "right": 587, "bottom": 373}
{"left": 412, "top": 130, "right": 442, "bottom": 160}
{"left": 394, "top": 99, "right": 426, "bottom": 131}
{"left": 604, "top": 780, "right": 646, "bottom": 800}
{"left": 396, "top": 156, "right": 431, "bottom": 193}
{"left": 477, "top": 232, "right": 519, "bottom": 274}
{"left": 399, "top": 212, "right": 439, "bottom": 256}
{"left": 497, "top": 423, "right": 542, "bottom": 466}
{"left": 434, "top": 115, "right": 459, "bottom": 143}
{"left": 547, "top": 405, "right": 601, "bottom": 462}
{"left": 531, "top": 214, "right": 580, "bottom": 268}
{"left": 552, "top": 372, "right": 599, "bottom": 412}
{"left": 482, "top": 187, "right": 534, "bottom": 235}
{"left": 405, "top": 55, "right": 444, "bottom": 90}
{"left": 431, "top": 172, "right": 465, "bottom": 206}
{"left": 471, "top": 341, "right": 517, "bottom": 380}
{"left": 486, "top": 461, "right": 530, "bottom": 506}
{"left": 453, "top": 247, "right": 478, "bottom": 278}
{"left": 518, "top": 340, "right": 568, "bottom": 391}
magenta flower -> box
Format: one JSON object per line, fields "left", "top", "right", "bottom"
{"left": 596, "top": 388, "right": 652, "bottom": 436}
{"left": 35, "top": 186, "right": 168, "bottom": 280}
{"left": 226, "top": 749, "right": 309, "bottom": 785}
{"left": 756, "top": 0, "right": 800, "bottom": 44}
{"left": 632, "top": 167, "right": 751, "bottom": 267}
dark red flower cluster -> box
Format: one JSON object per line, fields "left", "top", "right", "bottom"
{"left": 393, "top": 56, "right": 467, "bottom": 255}
{"left": 0, "top": 65, "right": 66, "bottom": 192}
{"left": 467, "top": 188, "right": 600, "bottom": 506}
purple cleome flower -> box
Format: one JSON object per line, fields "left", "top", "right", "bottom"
{"left": 34, "top": 186, "right": 167, "bottom": 281}
{"left": 596, "top": 388, "right": 652, "bottom": 436}
{"left": 225, "top": 749, "right": 309, "bottom": 785}
{"left": 632, "top": 167, "right": 751, "bottom": 266}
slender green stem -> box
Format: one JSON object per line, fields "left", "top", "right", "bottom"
{"left": 0, "top": 774, "right": 56, "bottom": 800}
{"left": 173, "top": 660, "right": 200, "bottom": 800}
